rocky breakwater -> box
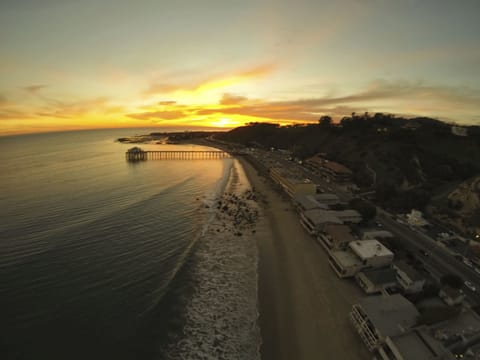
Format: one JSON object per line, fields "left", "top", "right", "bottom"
{"left": 164, "top": 189, "right": 261, "bottom": 360}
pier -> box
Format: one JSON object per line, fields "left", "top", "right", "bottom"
{"left": 126, "top": 147, "right": 232, "bottom": 161}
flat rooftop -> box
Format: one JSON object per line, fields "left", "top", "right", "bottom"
{"left": 294, "top": 194, "right": 329, "bottom": 211}
{"left": 362, "top": 230, "right": 394, "bottom": 239}
{"left": 334, "top": 209, "right": 362, "bottom": 218}
{"left": 331, "top": 249, "right": 363, "bottom": 268}
{"left": 303, "top": 209, "right": 343, "bottom": 226}
{"left": 313, "top": 193, "right": 340, "bottom": 202}
{"left": 393, "top": 260, "right": 424, "bottom": 282}
{"left": 323, "top": 224, "right": 355, "bottom": 244}
{"left": 349, "top": 240, "right": 394, "bottom": 260}
{"left": 388, "top": 327, "right": 455, "bottom": 360}
{"left": 360, "top": 267, "right": 398, "bottom": 286}
{"left": 358, "top": 294, "right": 419, "bottom": 337}
{"left": 431, "top": 309, "right": 480, "bottom": 339}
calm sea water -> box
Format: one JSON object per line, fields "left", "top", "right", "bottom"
{"left": 0, "top": 129, "right": 257, "bottom": 360}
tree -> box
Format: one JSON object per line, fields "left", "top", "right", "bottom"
{"left": 440, "top": 273, "right": 463, "bottom": 289}
{"left": 319, "top": 115, "right": 332, "bottom": 127}
{"left": 349, "top": 198, "right": 377, "bottom": 221}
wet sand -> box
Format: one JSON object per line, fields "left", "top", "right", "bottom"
{"left": 239, "top": 158, "right": 370, "bottom": 360}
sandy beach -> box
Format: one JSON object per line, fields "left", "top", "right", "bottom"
{"left": 238, "top": 158, "right": 370, "bottom": 360}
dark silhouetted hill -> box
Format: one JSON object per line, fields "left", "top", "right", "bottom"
{"left": 216, "top": 114, "right": 480, "bottom": 221}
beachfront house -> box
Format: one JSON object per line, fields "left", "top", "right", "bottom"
{"left": 376, "top": 327, "right": 455, "bottom": 360}
{"left": 293, "top": 193, "right": 341, "bottom": 212}
{"left": 355, "top": 268, "right": 398, "bottom": 295}
{"left": 269, "top": 167, "right": 316, "bottom": 198}
{"left": 293, "top": 194, "right": 329, "bottom": 213}
{"left": 318, "top": 224, "right": 356, "bottom": 252}
{"left": 350, "top": 294, "right": 419, "bottom": 352}
{"left": 427, "top": 308, "right": 480, "bottom": 357}
{"left": 300, "top": 209, "right": 343, "bottom": 235}
{"left": 304, "top": 154, "right": 353, "bottom": 182}
{"left": 301, "top": 209, "right": 361, "bottom": 236}
{"left": 392, "top": 261, "right": 425, "bottom": 294}
{"left": 333, "top": 209, "right": 362, "bottom": 224}
{"left": 329, "top": 240, "right": 394, "bottom": 278}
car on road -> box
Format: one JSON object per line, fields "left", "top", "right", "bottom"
{"left": 419, "top": 249, "right": 430, "bottom": 257}
{"left": 465, "top": 281, "right": 476, "bottom": 292}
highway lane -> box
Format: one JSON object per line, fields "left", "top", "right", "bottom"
{"left": 246, "top": 149, "right": 480, "bottom": 303}
{"left": 377, "top": 210, "right": 480, "bottom": 305}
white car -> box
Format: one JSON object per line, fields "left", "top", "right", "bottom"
{"left": 465, "top": 281, "right": 476, "bottom": 292}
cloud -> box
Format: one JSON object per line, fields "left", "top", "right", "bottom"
{"left": 22, "top": 84, "right": 48, "bottom": 94}
{"left": 34, "top": 96, "right": 114, "bottom": 119}
{"left": 0, "top": 109, "right": 34, "bottom": 121}
{"left": 158, "top": 100, "right": 177, "bottom": 106}
{"left": 144, "top": 62, "right": 277, "bottom": 95}
{"left": 0, "top": 94, "right": 8, "bottom": 106}
{"left": 128, "top": 109, "right": 188, "bottom": 121}
{"left": 194, "top": 80, "right": 480, "bottom": 123}
{"left": 219, "top": 93, "right": 249, "bottom": 105}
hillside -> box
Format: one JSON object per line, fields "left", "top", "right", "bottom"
{"left": 216, "top": 113, "right": 480, "bottom": 232}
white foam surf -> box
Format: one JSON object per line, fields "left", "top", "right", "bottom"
{"left": 164, "top": 159, "right": 261, "bottom": 360}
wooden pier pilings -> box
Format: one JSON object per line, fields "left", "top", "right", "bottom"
{"left": 126, "top": 148, "right": 231, "bottom": 161}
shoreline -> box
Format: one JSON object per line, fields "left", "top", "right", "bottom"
{"left": 116, "top": 137, "right": 370, "bottom": 358}
{"left": 162, "top": 159, "right": 261, "bottom": 360}
{"left": 237, "top": 156, "right": 370, "bottom": 360}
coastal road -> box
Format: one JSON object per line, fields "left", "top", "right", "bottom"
{"left": 376, "top": 210, "right": 480, "bottom": 305}
{"left": 233, "top": 147, "right": 480, "bottom": 305}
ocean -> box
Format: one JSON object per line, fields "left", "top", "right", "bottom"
{"left": 0, "top": 129, "right": 260, "bottom": 360}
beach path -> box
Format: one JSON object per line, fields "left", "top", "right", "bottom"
{"left": 240, "top": 159, "right": 370, "bottom": 360}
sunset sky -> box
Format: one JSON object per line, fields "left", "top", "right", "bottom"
{"left": 1, "top": 0, "right": 479, "bottom": 135}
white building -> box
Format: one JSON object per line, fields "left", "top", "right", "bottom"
{"left": 406, "top": 209, "right": 428, "bottom": 227}
{"left": 329, "top": 240, "right": 394, "bottom": 278}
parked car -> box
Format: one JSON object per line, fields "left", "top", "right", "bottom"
{"left": 465, "top": 281, "right": 476, "bottom": 292}
{"left": 475, "top": 267, "right": 480, "bottom": 275}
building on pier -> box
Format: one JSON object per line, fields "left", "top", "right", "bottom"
{"left": 126, "top": 147, "right": 147, "bottom": 161}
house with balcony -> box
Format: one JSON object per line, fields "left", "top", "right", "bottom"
{"left": 318, "top": 224, "right": 356, "bottom": 252}
{"left": 376, "top": 326, "right": 455, "bottom": 360}
{"left": 300, "top": 209, "right": 343, "bottom": 235}
{"left": 350, "top": 294, "right": 420, "bottom": 352}
{"left": 304, "top": 154, "right": 352, "bottom": 182}
{"left": 329, "top": 240, "right": 394, "bottom": 278}
{"left": 355, "top": 267, "right": 399, "bottom": 295}
{"left": 269, "top": 167, "right": 316, "bottom": 198}
{"left": 392, "top": 261, "right": 425, "bottom": 294}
